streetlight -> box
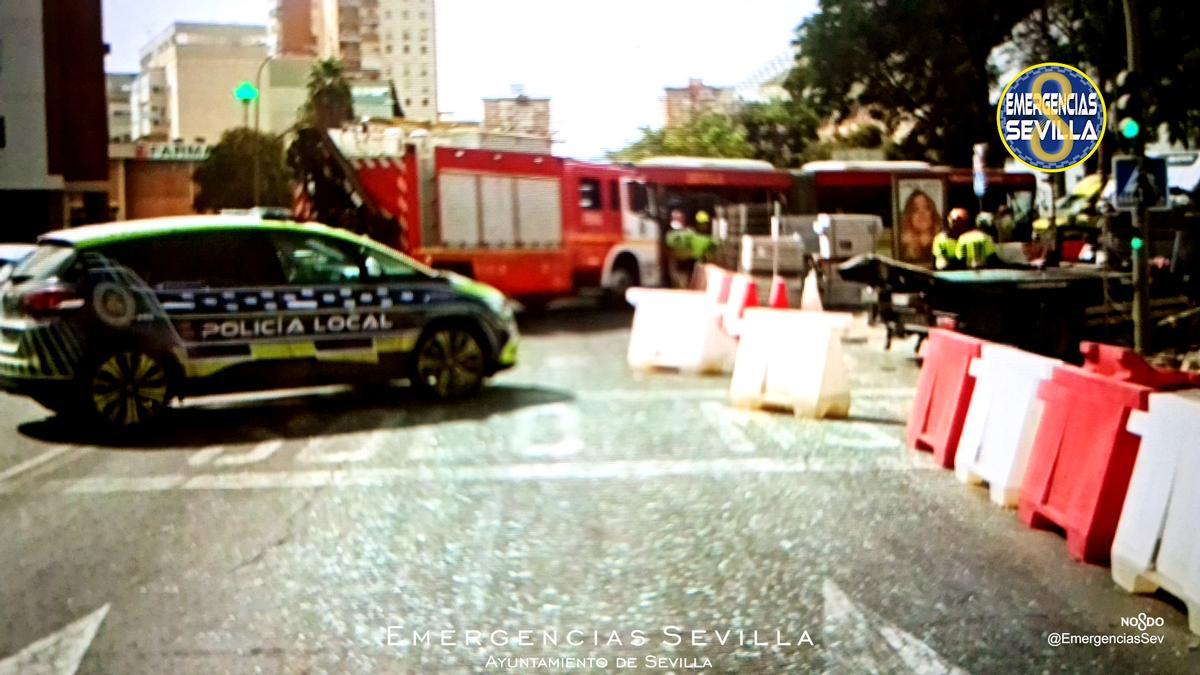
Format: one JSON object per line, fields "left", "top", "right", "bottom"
{"left": 251, "top": 54, "right": 275, "bottom": 207}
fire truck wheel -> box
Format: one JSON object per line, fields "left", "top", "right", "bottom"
{"left": 413, "top": 324, "right": 486, "bottom": 399}
{"left": 606, "top": 262, "right": 640, "bottom": 306}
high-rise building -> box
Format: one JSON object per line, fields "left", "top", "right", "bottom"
{"left": 304, "top": 0, "right": 438, "bottom": 122}
{"left": 131, "top": 23, "right": 270, "bottom": 144}
{"left": 0, "top": 0, "right": 110, "bottom": 237}
{"left": 663, "top": 78, "right": 737, "bottom": 127}
{"left": 270, "top": 0, "right": 317, "bottom": 56}
{"left": 106, "top": 73, "right": 137, "bottom": 143}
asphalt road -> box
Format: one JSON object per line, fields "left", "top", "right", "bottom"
{"left": 0, "top": 305, "right": 1196, "bottom": 674}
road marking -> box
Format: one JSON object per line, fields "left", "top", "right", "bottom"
{"left": 511, "top": 403, "right": 583, "bottom": 459}
{"left": 186, "top": 446, "right": 225, "bottom": 467}
{"left": 214, "top": 439, "right": 284, "bottom": 466}
{"left": 296, "top": 428, "right": 389, "bottom": 465}
{"left": 0, "top": 446, "right": 77, "bottom": 485}
{"left": 37, "top": 455, "right": 933, "bottom": 494}
{"left": 59, "top": 475, "right": 187, "bottom": 494}
{"left": 0, "top": 603, "right": 109, "bottom": 675}
{"left": 823, "top": 579, "right": 968, "bottom": 675}
{"left": 701, "top": 402, "right": 757, "bottom": 454}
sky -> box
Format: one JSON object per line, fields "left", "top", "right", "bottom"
{"left": 102, "top": 0, "right": 817, "bottom": 159}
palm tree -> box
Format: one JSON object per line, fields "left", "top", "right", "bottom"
{"left": 301, "top": 58, "right": 354, "bottom": 129}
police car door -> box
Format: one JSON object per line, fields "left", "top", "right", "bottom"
{"left": 145, "top": 230, "right": 298, "bottom": 380}
{"left": 265, "top": 231, "right": 421, "bottom": 371}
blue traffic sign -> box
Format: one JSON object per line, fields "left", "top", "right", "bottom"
{"left": 1113, "top": 157, "right": 1167, "bottom": 211}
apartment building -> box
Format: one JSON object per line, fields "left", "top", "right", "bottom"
{"left": 482, "top": 95, "right": 551, "bottom": 139}
{"left": 279, "top": 0, "right": 437, "bottom": 121}
{"left": 663, "top": 78, "right": 738, "bottom": 127}
{"left": 132, "top": 23, "right": 270, "bottom": 143}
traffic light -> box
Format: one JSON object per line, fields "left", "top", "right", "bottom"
{"left": 1112, "top": 70, "right": 1143, "bottom": 146}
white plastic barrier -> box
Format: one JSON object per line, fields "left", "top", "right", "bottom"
{"left": 702, "top": 264, "right": 733, "bottom": 304}
{"left": 1112, "top": 389, "right": 1200, "bottom": 635}
{"left": 729, "top": 308, "right": 852, "bottom": 418}
{"left": 625, "top": 288, "right": 737, "bottom": 374}
{"left": 954, "top": 345, "right": 1061, "bottom": 507}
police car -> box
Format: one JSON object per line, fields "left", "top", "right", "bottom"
{"left": 0, "top": 216, "right": 519, "bottom": 430}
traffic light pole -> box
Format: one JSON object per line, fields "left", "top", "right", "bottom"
{"left": 1123, "top": 0, "right": 1151, "bottom": 354}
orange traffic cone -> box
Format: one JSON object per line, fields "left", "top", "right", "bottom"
{"left": 768, "top": 275, "right": 789, "bottom": 308}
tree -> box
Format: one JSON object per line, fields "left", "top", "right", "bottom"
{"left": 788, "top": 0, "right": 1042, "bottom": 167}
{"left": 301, "top": 58, "right": 354, "bottom": 129}
{"left": 609, "top": 112, "right": 754, "bottom": 162}
{"left": 736, "top": 98, "right": 822, "bottom": 167}
{"left": 193, "top": 128, "right": 292, "bottom": 212}
{"left": 1002, "top": 0, "right": 1200, "bottom": 151}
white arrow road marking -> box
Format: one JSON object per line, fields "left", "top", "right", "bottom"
{"left": 0, "top": 603, "right": 110, "bottom": 675}
{"left": 823, "top": 580, "right": 968, "bottom": 675}
{"left": 214, "top": 439, "right": 284, "bottom": 466}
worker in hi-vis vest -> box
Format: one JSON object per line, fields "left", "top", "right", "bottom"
{"left": 933, "top": 208, "right": 970, "bottom": 270}
{"left": 956, "top": 219, "right": 999, "bottom": 269}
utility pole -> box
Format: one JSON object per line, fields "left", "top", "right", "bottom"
{"left": 1122, "top": 0, "right": 1151, "bottom": 354}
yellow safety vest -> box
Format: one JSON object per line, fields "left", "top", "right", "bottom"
{"left": 933, "top": 232, "right": 958, "bottom": 270}
{"left": 956, "top": 230, "right": 997, "bottom": 269}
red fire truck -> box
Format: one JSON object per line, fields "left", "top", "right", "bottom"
{"left": 291, "top": 128, "right": 792, "bottom": 302}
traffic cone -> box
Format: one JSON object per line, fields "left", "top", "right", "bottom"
{"left": 768, "top": 275, "right": 789, "bottom": 309}
{"left": 800, "top": 268, "right": 823, "bottom": 311}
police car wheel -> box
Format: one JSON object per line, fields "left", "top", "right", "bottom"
{"left": 82, "top": 349, "right": 172, "bottom": 429}
{"left": 414, "top": 327, "right": 485, "bottom": 399}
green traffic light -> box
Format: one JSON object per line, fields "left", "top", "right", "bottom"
{"left": 1119, "top": 117, "right": 1141, "bottom": 139}
{"left": 234, "top": 81, "right": 259, "bottom": 103}
{"left": 1131, "top": 237, "right": 1145, "bottom": 251}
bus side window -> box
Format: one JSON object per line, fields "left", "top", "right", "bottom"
{"left": 609, "top": 180, "right": 620, "bottom": 211}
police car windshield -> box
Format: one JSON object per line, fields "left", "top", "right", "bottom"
{"left": 11, "top": 244, "right": 75, "bottom": 283}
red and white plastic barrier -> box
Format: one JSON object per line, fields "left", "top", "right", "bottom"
{"left": 721, "top": 273, "right": 759, "bottom": 337}
{"left": 1017, "top": 364, "right": 1152, "bottom": 564}
{"left": 906, "top": 329, "right": 987, "bottom": 468}
{"left": 955, "top": 344, "right": 1062, "bottom": 507}
{"left": 729, "top": 308, "right": 853, "bottom": 418}
{"left": 1112, "top": 389, "right": 1200, "bottom": 634}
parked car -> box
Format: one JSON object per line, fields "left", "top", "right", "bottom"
{"left": 0, "top": 216, "right": 519, "bottom": 430}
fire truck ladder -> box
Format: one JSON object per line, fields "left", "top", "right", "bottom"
{"left": 291, "top": 127, "right": 400, "bottom": 245}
